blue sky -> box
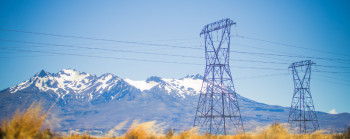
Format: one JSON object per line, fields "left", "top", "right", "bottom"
{"left": 0, "top": 0, "right": 349, "bottom": 113}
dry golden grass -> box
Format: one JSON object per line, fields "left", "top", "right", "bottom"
{"left": 0, "top": 102, "right": 53, "bottom": 139}
{"left": 1, "top": 102, "right": 349, "bottom": 139}
{"left": 59, "top": 122, "right": 348, "bottom": 139}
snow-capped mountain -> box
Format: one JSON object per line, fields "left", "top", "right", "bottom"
{"left": 125, "top": 74, "right": 203, "bottom": 98}
{"left": 8, "top": 69, "right": 205, "bottom": 101}
{"left": 8, "top": 69, "right": 140, "bottom": 104}
{"left": 0, "top": 69, "right": 349, "bottom": 135}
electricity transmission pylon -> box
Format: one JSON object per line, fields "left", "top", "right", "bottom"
{"left": 194, "top": 18, "right": 244, "bottom": 135}
{"left": 288, "top": 60, "right": 320, "bottom": 134}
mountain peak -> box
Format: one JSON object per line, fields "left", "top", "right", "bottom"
{"left": 35, "top": 69, "right": 50, "bottom": 78}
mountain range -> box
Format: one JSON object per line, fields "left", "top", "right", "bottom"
{"left": 0, "top": 69, "right": 349, "bottom": 135}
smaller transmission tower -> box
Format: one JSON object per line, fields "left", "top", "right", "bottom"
{"left": 288, "top": 60, "right": 320, "bottom": 134}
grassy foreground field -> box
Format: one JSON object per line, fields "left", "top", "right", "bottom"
{"left": 0, "top": 102, "right": 349, "bottom": 139}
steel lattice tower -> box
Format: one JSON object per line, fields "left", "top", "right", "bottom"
{"left": 194, "top": 18, "right": 244, "bottom": 135}
{"left": 288, "top": 60, "right": 320, "bottom": 134}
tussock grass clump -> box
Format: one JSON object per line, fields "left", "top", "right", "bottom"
{"left": 124, "top": 121, "right": 160, "bottom": 139}
{"left": 0, "top": 102, "right": 53, "bottom": 139}
{"left": 256, "top": 123, "right": 290, "bottom": 139}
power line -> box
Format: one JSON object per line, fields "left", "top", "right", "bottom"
{"left": 1, "top": 39, "right": 349, "bottom": 73}
{"left": 233, "top": 35, "right": 350, "bottom": 58}
{"left": 0, "top": 28, "right": 202, "bottom": 50}
{"left": 0, "top": 47, "right": 292, "bottom": 67}
{"left": 0, "top": 39, "right": 299, "bottom": 66}
{"left": 1, "top": 28, "right": 350, "bottom": 63}
{"left": 231, "top": 50, "right": 350, "bottom": 63}
{"left": 240, "top": 53, "right": 297, "bottom": 63}
{"left": 2, "top": 28, "right": 348, "bottom": 59}
{"left": 1, "top": 29, "right": 349, "bottom": 72}
{"left": 0, "top": 55, "right": 55, "bottom": 58}
{"left": 313, "top": 77, "right": 350, "bottom": 86}
{"left": 1, "top": 47, "right": 349, "bottom": 75}
{"left": 230, "top": 65, "right": 285, "bottom": 71}
{"left": 0, "top": 39, "right": 288, "bottom": 65}
{"left": 0, "top": 38, "right": 202, "bottom": 58}
{"left": 0, "top": 47, "right": 348, "bottom": 76}
{"left": 0, "top": 47, "right": 295, "bottom": 72}
{"left": 231, "top": 59, "right": 289, "bottom": 65}
{"left": 317, "top": 65, "right": 350, "bottom": 70}
{"left": 313, "top": 70, "right": 350, "bottom": 74}
{"left": 2, "top": 37, "right": 349, "bottom": 65}
{"left": 3, "top": 28, "right": 349, "bottom": 61}
{"left": 232, "top": 42, "right": 301, "bottom": 57}
{"left": 1, "top": 49, "right": 289, "bottom": 67}
{"left": 313, "top": 73, "right": 350, "bottom": 83}
{"left": 0, "top": 28, "right": 200, "bottom": 43}
{"left": 234, "top": 73, "right": 289, "bottom": 80}
{"left": 0, "top": 47, "right": 203, "bottom": 65}
{"left": 209, "top": 41, "right": 320, "bottom": 63}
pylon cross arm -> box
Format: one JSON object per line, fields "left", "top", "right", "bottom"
{"left": 289, "top": 60, "right": 315, "bottom": 68}
{"left": 200, "top": 18, "right": 236, "bottom": 35}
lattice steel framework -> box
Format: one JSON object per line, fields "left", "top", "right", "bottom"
{"left": 194, "top": 18, "right": 244, "bottom": 135}
{"left": 288, "top": 60, "right": 320, "bottom": 134}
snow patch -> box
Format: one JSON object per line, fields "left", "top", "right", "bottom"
{"left": 9, "top": 80, "right": 31, "bottom": 93}
{"left": 162, "top": 77, "right": 203, "bottom": 96}
{"left": 124, "top": 79, "right": 159, "bottom": 91}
